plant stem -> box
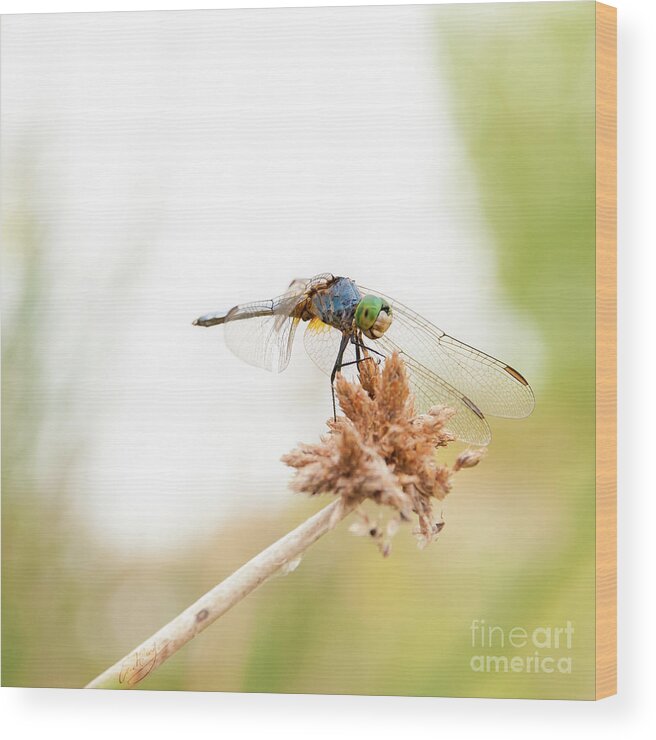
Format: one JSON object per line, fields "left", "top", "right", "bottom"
{"left": 85, "top": 498, "right": 354, "bottom": 689}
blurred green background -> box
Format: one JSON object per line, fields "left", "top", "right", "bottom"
{"left": 2, "top": 3, "right": 595, "bottom": 698}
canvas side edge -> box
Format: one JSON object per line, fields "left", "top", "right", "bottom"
{"left": 595, "top": 0, "right": 617, "bottom": 701}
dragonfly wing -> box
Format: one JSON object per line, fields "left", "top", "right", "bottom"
{"left": 359, "top": 286, "right": 535, "bottom": 419}
{"left": 196, "top": 276, "right": 337, "bottom": 373}
{"left": 372, "top": 335, "right": 491, "bottom": 445}
{"left": 303, "top": 321, "right": 490, "bottom": 443}
{"left": 290, "top": 273, "right": 335, "bottom": 291}
{"left": 303, "top": 319, "right": 360, "bottom": 379}
{"left": 222, "top": 294, "right": 301, "bottom": 373}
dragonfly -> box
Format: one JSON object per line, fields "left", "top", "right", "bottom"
{"left": 193, "top": 273, "right": 534, "bottom": 445}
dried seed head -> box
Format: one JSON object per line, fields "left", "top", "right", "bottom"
{"left": 281, "top": 353, "right": 485, "bottom": 553}
{"left": 453, "top": 448, "right": 487, "bottom": 471}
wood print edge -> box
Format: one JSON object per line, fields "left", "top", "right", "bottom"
{"left": 595, "top": 0, "right": 617, "bottom": 701}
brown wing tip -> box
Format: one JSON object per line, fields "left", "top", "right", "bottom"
{"left": 504, "top": 364, "right": 529, "bottom": 386}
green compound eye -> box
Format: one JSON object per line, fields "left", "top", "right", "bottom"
{"left": 355, "top": 295, "right": 383, "bottom": 331}
{"left": 355, "top": 295, "right": 392, "bottom": 339}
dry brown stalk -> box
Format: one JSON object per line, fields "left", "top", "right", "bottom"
{"left": 85, "top": 498, "right": 355, "bottom": 689}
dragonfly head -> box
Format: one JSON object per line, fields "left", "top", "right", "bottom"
{"left": 355, "top": 295, "right": 393, "bottom": 340}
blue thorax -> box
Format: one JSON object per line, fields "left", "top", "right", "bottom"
{"left": 311, "top": 277, "right": 362, "bottom": 333}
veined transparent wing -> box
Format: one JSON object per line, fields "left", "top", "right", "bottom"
{"left": 302, "top": 316, "right": 491, "bottom": 444}
{"left": 373, "top": 335, "right": 492, "bottom": 445}
{"left": 303, "top": 318, "right": 360, "bottom": 381}
{"left": 222, "top": 298, "right": 300, "bottom": 373}
{"left": 220, "top": 278, "right": 310, "bottom": 373}
{"left": 359, "top": 285, "right": 535, "bottom": 420}
{"left": 195, "top": 275, "right": 337, "bottom": 374}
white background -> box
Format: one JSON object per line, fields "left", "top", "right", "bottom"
{"left": 3, "top": 2, "right": 542, "bottom": 551}
{"left": 1, "top": 0, "right": 653, "bottom": 738}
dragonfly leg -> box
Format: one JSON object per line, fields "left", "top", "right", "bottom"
{"left": 336, "top": 335, "right": 385, "bottom": 376}
{"left": 359, "top": 340, "right": 385, "bottom": 362}
{"left": 340, "top": 332, "right": 378, "bottom": 371}
{"left": 330, "top": 334, "right": 351, "bottom": 420}
{"left": 339, "top": 338, "right": 384, "bottom": 386}
{"left": 339, "top": 357, "right": 376, "bottom": 370}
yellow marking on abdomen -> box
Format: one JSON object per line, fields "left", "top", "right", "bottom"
{"left": 308, "top": 317, "right": 332, "bottom": 333}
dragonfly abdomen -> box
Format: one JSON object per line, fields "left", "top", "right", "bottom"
{"left": 193, "top": 303, "right": 274, "bottom": 327}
